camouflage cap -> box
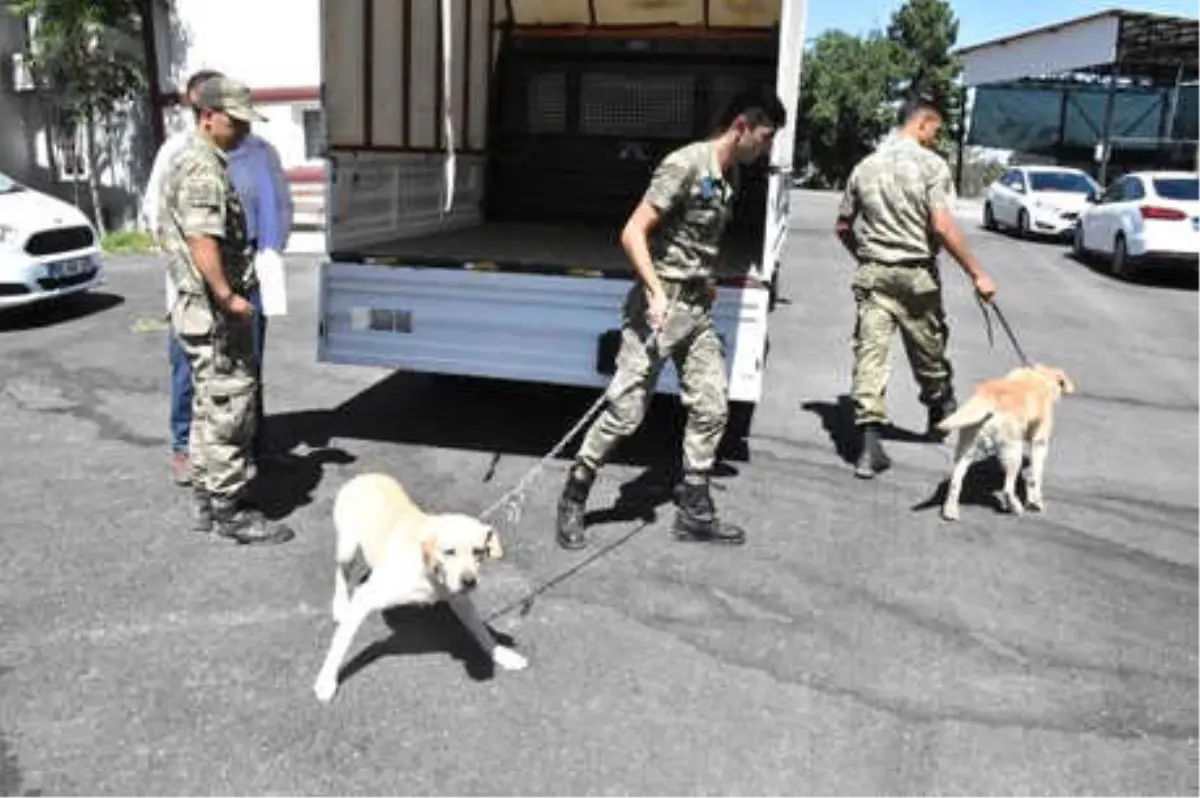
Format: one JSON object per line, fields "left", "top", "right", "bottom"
{"left": 195, "top": 76, "right": 267, "bottom": 123}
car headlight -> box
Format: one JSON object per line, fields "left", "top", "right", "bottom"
{"left": 0, "top": 224, "right": 18, "bottom": 247}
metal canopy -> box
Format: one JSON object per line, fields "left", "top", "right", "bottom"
{"left": 956, "top": 9, "right": 1198, "bottom": 87}
{"left": 953, "top": 8, "right": 1198, "bottom": 187}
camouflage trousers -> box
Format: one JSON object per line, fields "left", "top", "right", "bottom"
{"left": 171, "top": 292, "right": 259, "bottom": 500}
{"left": 576, "top": 280, "right": 729, "bottom": 475}
{"left": 850, "top": 261, "right": 954, "bottom": 426}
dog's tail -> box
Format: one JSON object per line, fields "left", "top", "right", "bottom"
{"left": 937, "top": 396, "right": 994, "bottom": 431}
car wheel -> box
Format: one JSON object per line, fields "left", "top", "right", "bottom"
{"left": 983, "top": 202, "right": 996, "bottom": 231}
{"left": 1072, "top": 224, "right": 1087, "bottom": 260}
{"left": 1111, "top": 233, "right": 1135, "bottom": 279}
{"left": 1016, "top": 209, "right": 1030, "bottom": 239}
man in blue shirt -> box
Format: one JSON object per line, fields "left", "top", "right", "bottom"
{"left": 226, "top": 131, "right": 293, "bottom": 460}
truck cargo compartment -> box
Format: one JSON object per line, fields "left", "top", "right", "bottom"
{"left": 331, "top": 220, "right": 764, "bottom": 279}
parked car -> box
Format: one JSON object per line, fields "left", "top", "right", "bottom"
{"left": 1072, "top": 170, "right": 1200, "bottom": 278}
{"left": 0, "top": 170, "right": 104, "bottom": 310}
{"left": 983, "top": 165, "right": 1100, "bottom": 240}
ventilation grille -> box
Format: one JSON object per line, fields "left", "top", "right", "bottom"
{"left": 579, "top": 73, "right": 695, "bottom": 138}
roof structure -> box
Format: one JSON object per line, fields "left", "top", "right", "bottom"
{"left": 955, "top": 8, "right": 1199, "bottom": 87}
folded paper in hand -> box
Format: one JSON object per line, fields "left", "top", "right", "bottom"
{"left": 255, "top": 249, "right": 288, "bottom": 316}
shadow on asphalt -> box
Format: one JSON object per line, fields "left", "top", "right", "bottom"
{"left": 0, "top": 291, "right": 124, "bottom": 333}
{"left": 801, "top": 394, "right": 932, "bottom": 466}
{"left": 1062, "top": 251, "right": 1199, "bottom": 291}
{"left": 336, "top": 601, "right": 518, "bottom": 685}
{"left": 910, "top": 457, "right": 1023, "bottom": 516}
{"left": 262, "top": 372, "right": 746, "bottom": 520}
{"left": 800, "top": 392, "right": 1027, "bottom": 516}
{"left": 248, "top": 447, "right": 358, "bottom": 521}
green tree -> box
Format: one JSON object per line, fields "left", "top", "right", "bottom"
{"left": 886, "top": 0, "right": 963, "bottom": 153}
{"left": 797, "top": 30, "right": 900, "bottom": 187}
{"left": 12, "top": 0, "right": 149, "bottom": 235}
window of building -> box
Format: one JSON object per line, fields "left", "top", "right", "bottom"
{"left": 302, "top": 108, "right": 325, "bottom": 160}
{"left": 51, "top": 123, "right": 88, "bottom": 182}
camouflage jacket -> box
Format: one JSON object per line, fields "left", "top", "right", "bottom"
{"left": 837, "top": 135, "right": 954, "bottom": 264}
{"left": 643, "top": 140, "right": 738, "bottom": 282}
{"left": 156, "top": 133, "right": 255, "bottom": 301}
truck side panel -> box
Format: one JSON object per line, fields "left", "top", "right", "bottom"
{"left": 318, "top": 263, "right": 769, "bottom": 403}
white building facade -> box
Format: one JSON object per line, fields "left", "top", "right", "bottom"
{"left": 0, "top": 0, "right": 326, "bottom": 233}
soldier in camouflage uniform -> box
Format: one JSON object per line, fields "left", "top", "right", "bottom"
{"left": 834, "top": 93, "right": 997, "bottom": 479}
{"left": 158, "top": 76, "right": 294, "bottom": 545}
{"left": 556, "top": 89, "right": 787, "bottom": 549}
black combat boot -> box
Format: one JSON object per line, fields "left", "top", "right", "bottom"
{"left": 192, "top": 486, "right": 214, "bottom": 534}
{"left": 925, "top": 396, "right": 958, "bottom": 442}
{"left": 556, "top": 463, "right": 594, "bottom": 550}
{"left": 854, "top": 423, "right": 892, "bottom": 479}
{"left": 211, "top": 498, "right": 295, "bottom": 546}
{"left": 673, "top": 474, "right": 746, "bottom": 544}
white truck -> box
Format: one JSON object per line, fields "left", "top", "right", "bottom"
{"left": 316, "top": 0, "right": 806, "bottom": 439}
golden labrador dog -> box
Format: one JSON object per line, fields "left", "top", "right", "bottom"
{"left": 314, "top": 473, "right": 527, "bottom": 703}
{"left": 937, "top": 364, "right": 1075, "bottom": 522}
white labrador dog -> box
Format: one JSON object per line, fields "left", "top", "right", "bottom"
{"left": 937, "top": 363, "right": 1075, "bottom": 522}
{"left": 314, "top": 472, "right": 527, "bottom": 703}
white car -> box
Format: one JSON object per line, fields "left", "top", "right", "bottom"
{"left": 983, "top": 165, "right": 1100, "bottom": 239}
{"left": 0, "top": 170, "right": 104, "bottom": 310}
{"left": 1072, "top": 170, "right": 1200, "bottom": 278}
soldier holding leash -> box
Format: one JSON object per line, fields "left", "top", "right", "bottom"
{"left": 555, "top": 88, "right": 788, "bottom": 550}
{"left": 158, "top": 76, "right": 294, "bottom": 545}
{"left": 834, "top": 92, "right": 997, "bottom": 479}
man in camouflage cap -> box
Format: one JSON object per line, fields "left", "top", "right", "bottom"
{"left": 555, "top": 87, "right": 787, "bottom": 550}
{"left": 157, "top": 75, "right": 293, "bottom": 545}
{"left": 834, "top": 92, "right": 997, "bottom": 479}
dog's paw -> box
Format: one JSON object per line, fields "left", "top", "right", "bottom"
{"left": 314, "top": 675, "right": 339, "bottom": 703}
{"left": 940, "top": 505, "right": 960, "bottom": 522}
{"left": 492, "top": 645, "right": 528, "bottom": 671}
{"left": 1027, "top": 494, "right": 1044, "bottom": 513}
{"left": 999, "top": 494, "right": 1024, "bottom": 515}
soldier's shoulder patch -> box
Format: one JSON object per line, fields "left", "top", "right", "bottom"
{"left": 182, "top": 179, "right": 223, "bottom": 207}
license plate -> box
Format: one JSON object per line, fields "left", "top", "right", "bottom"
{"left": 47, "top": 257, "right": 91, "bottom": 279}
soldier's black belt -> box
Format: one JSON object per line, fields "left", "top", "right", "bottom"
{"left": 660, "top": 277, "right": 711, "bottom": 301}
{"left": 878, "top": 258, "right": 935, "bottom": 268}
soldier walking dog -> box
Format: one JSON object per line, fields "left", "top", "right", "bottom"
{"left": 834, "top": 92, "right": 998, "bottom": 479}
{"left": 555, "top": 88, "right": 787, "bottom": 549}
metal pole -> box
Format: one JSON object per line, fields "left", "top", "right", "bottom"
{"left": 1096, "top": 65, "right": 1120, "bottom": 186}
{"left": 954, "top": 84, "right": 967, "bottom": 195}
{"left": 1166, "top": 63, "right": 1185, "bottom": 143}
{"left": 138, "top": 0, "right": 165, "bottom": 153}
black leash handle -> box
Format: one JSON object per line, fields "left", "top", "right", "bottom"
{"left": 977, "top": 296, "right": 1032, "bottom": 367}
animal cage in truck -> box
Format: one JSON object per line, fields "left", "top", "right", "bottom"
{"left": 316, "top": 0, "right": 807, "bottom": 436}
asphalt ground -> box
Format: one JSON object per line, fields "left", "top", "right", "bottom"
{"left": 1, "top": 190, "right": 1196, "bottom": 795}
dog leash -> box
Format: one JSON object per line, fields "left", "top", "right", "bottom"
{"left": 476, "top": 328, "right": 669, "bottom": 619}
{"left": 976, "top": 296, "right": 1032, "bottom": 367}
{"left": 477, "top": 327, "right": 665, "bottom": 531}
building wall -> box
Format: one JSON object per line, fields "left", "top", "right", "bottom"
{"left": 0, "top": 8, "right": 35, "bottom": 185}
{"left": 156, "top": 0, "right": 325, "bottom": 228}
{"left": 0, "top": 2, "right": 155, "bottom": 230}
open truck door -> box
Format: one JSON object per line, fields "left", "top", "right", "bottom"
{"left": 317, "top": 0, "right": 808, "bottom": 434}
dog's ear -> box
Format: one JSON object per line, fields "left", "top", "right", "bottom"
{"left": 484, "top": 526, "right": 503, "bottom": 560}
{"left": 1057, "top": 370, "right": 1076, "bottom": 394}
{"left": 421, "top": 535, "right": 439, "bottom": 572}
